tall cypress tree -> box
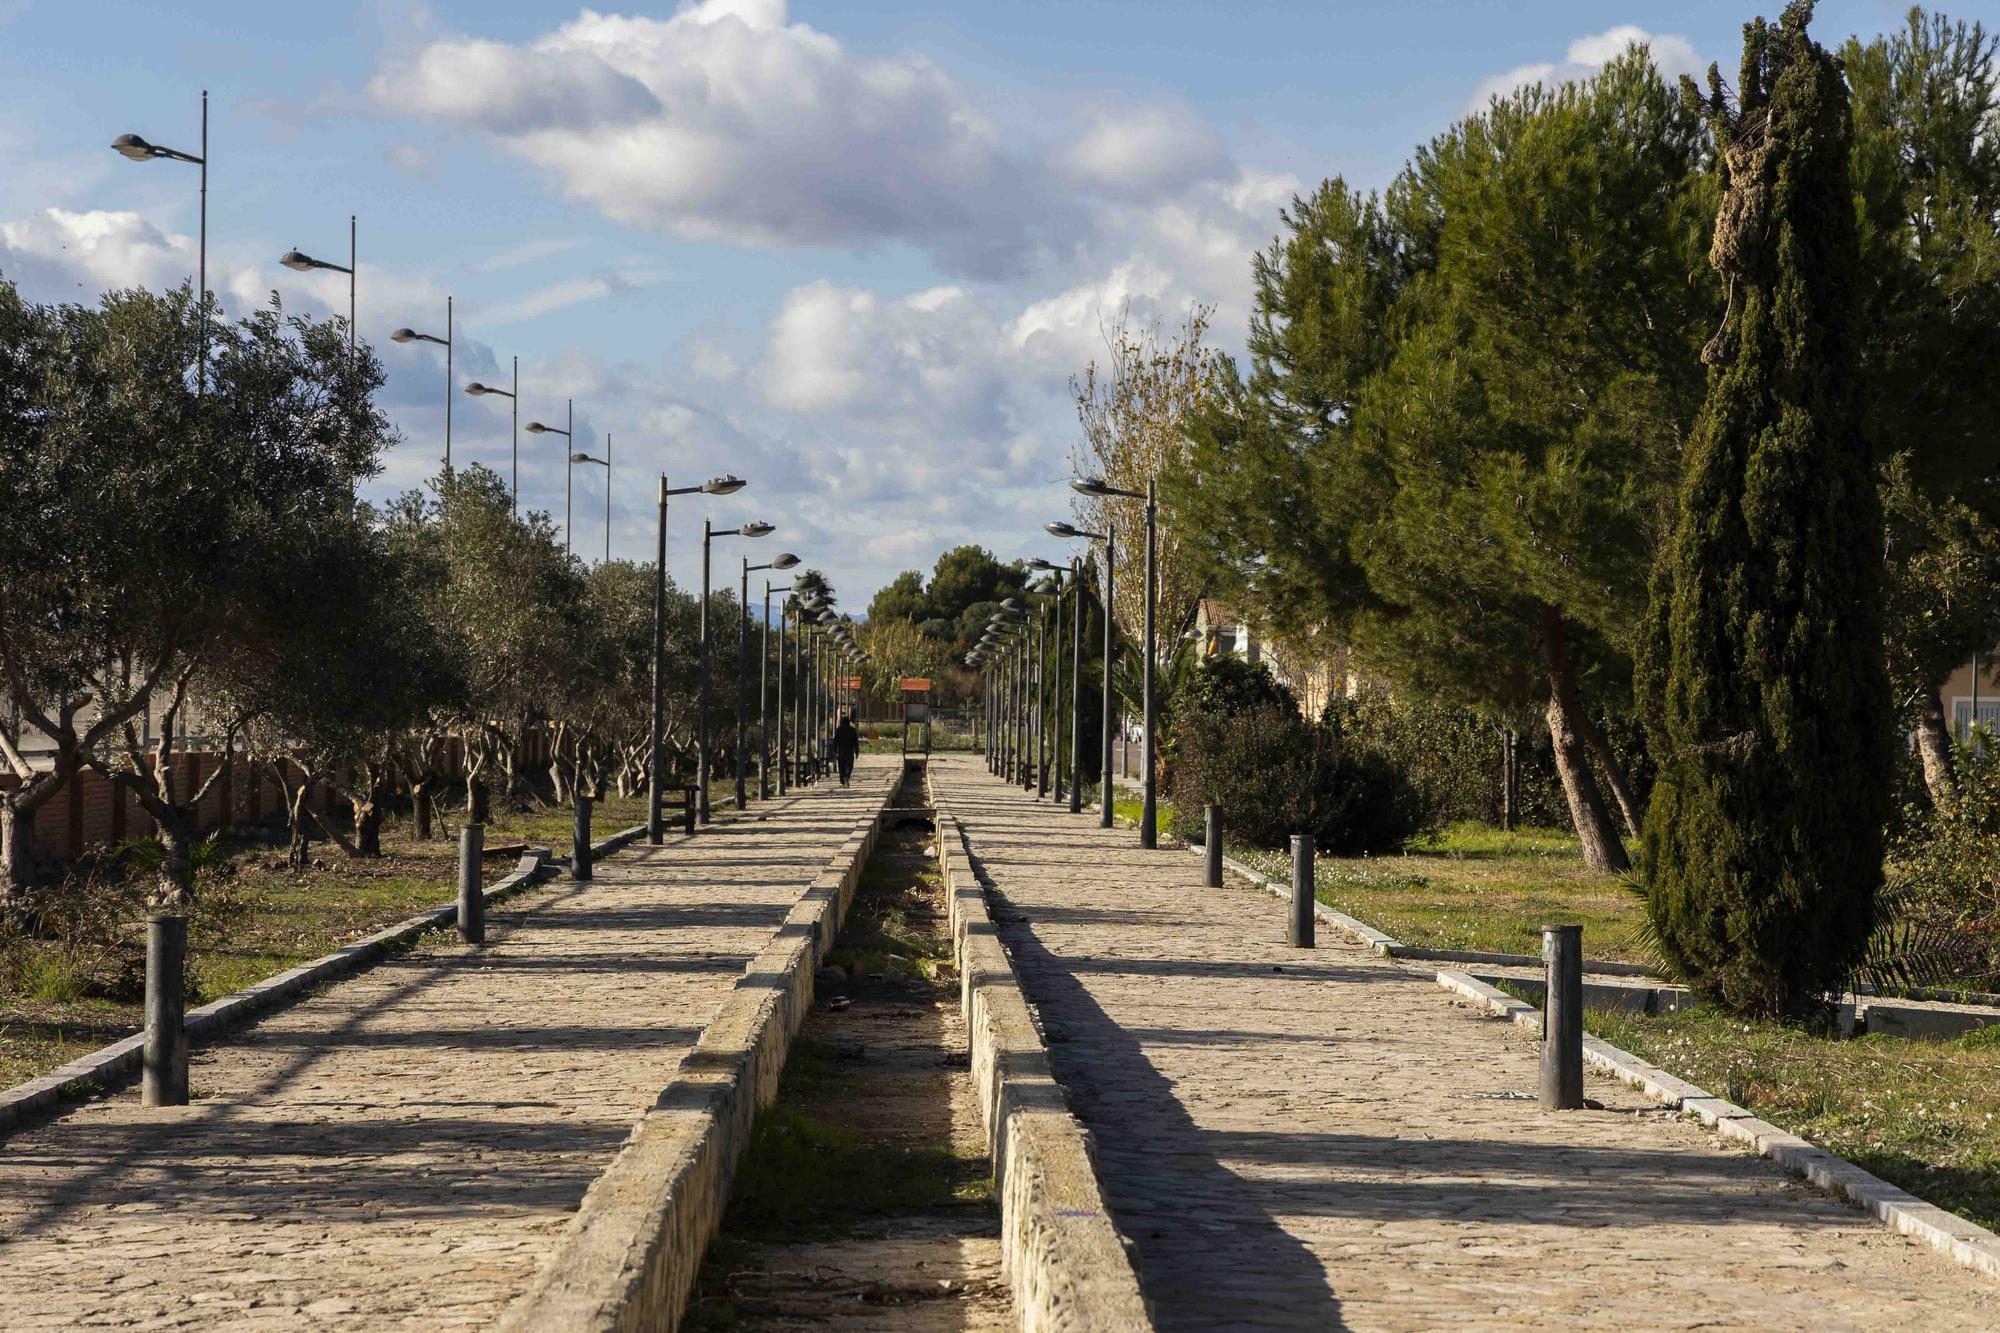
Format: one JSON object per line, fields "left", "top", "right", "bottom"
{"left": 1642, "top": 2, "right": 1891, "bottom": 1018}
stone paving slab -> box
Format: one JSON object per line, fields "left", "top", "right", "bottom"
{"left": 934, "top": 756, "right": 1996, "bottom": 1332}
{"left": 0, "top": 761, "right": 896, "bottom": 1330}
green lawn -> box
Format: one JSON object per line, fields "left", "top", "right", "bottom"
{"left": 1233, "top": 821, "right": 1649, "bottom": 963}
{"left": 0, "top": 786, "right": 659, "bottom": 1089}
{"left": 1591, "top": 1006, "right": 2000, "bottom": 1232}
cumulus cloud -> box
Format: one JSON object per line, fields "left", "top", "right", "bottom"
{"left": 0, "top": 207, "right": 193, "bottom": 296}
{"left": 1466, "top": 25, "right": 1703, "bottom": 113}
{"left": 371, "top": 1, "right": 1056, "bottom": 277}
{"left": 1052, "top": 101, "right": 1232, "bottom": 202}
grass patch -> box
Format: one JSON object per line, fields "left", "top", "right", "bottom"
{"left": 721, "top": 1095, "right": 977, "bottom": 1239}
{"left": 0, "top": 789, "right": 645, "bottom": 1088}
{"left": 1591, "top": 1005, "right": 2000, "bottom": 1232}
{"left": 827, "top": 859, "right": 953, "bottom": 981}
{"left": 487, "top": 792, "right": 648, "bottom": 857}
{"left": 1235, "top": 829, "right": 1646, "bottom": 963}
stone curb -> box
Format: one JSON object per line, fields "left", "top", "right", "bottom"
{"left": 495, "top": 765, "right": 903, "bottom": 1333}
{"left": 934, "top": 777, "right": 1156, "bottom": 1333}
{"left": 1194, "top": 847, "right": 2000, "bottom": 1286}
{"left": 0, "top": 843, "right": 558, "bottom": 1139}
{"left": 1431, "top": 969, "right": 2000, "bottom": 1279}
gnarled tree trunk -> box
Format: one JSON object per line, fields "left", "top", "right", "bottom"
{"left": 1916, "top": 684, "right": 1958, "bottom": 812}
{"left": 1541, "top": 609, "right": 1631, "bottom": 873}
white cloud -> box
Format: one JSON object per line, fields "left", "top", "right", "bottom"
{"left": 0, "top": 207, "right": 192, "bottom": 296}
{"left": 372, "top": 2, "right": 1055, "bottom": 277}
{"left": 471, "top": 236, "right": 588, "bottom": 273}
{"left": 1466, "top": 26, "right": 1703, "bottom": 113}
{"left": 1052, "top": 101, "right": 1232, "bottom": 202}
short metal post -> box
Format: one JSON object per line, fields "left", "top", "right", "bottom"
{"left": 1204, "top": 804, "right": 1223, "bottom": 888}
{"left": 1540, "top": 925, "right": 1583, "bottom": 1109}
{"left": 572, "top": 793, "right": 593, "bottom": 881}
{"left": 458, "top": 822, "right": 485, "bottom": 944}
{"left": 142, "top": 914, "right": 188, "bottom": 1107}
{"left": 1288, "top": 834, "right": 1314, "bottom": 948}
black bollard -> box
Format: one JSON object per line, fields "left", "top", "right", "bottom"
{"left": 572, "top": 793, "right": 593, "bottom": 881}
{"left": 142, "top": 914, "right": 188, "bottom": 1107}
{"left": 1540, "top": 924, "right": 1584, "bottom": 1109}
{"left": 1288, "top": 834, "right": 1315, "bottom": 948}
{"left": 458, "top": 822, "right": 485, "bottom": 944}
{"left": 1204, "top": 804, "right": 1223, "bottom": 889}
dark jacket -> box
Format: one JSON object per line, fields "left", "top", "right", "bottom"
{"left": 832, "top": 720, "right": 860, "bottom": 760}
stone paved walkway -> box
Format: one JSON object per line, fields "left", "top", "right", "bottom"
{"left": 0, "top": 760, "right": 895, "bottom": 1330}
{"left": 933, "top": 756, "right": 1995, "bottom": 1332}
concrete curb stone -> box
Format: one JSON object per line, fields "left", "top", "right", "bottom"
{"left": 0, "top": 844, "right": 557, "bottom": 1138}
{"left": 1202, "top": 849, "right": 2000, "bottom": 1287}
{"left": 494, "top": 765, "right": 902, "bottom": 1333}
{"left": 936, "top": 776, "right": 1155, "bottom": 1333}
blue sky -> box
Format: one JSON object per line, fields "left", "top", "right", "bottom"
{"left": 0, "top": 0, "right": 1935, "bottom": 605}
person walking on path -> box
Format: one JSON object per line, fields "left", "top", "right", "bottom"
{"left": 832, "top": 713, "right": 860, "bottom": 787}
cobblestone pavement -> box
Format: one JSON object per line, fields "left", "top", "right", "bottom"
{"left": 933, "top": 756, "right": 1996, "bottom": 1332}
{"left": 0, "top": 760, "right": 895, "bottom": 1330}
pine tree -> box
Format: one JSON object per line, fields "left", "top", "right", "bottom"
{"left": 1642, "top": 2, "right": 1892, "bottom": 1017}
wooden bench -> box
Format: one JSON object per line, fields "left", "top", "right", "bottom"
{"left": 653, "top": 783, "right": 698, "bottom": 835}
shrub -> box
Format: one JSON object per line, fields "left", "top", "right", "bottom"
{"left": 1170, "top": 700, "right": 1430, "bottom": 855}
{"left": 1884, "top": 740, "right": 2000, "bottom": 982}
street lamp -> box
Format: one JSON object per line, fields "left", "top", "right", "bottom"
{"left": 279, "top": 214, "right": 357, "bottom": 360}
{"left": 741, "top": 552, "right": 801, "bottom": 807}
{"left": 1029, "top": 562, "right": 1072, "bottom": 801}
{"left": 465, "top": 363, "right": 519, "bottom": 513}
{"left": 523, "top": 401, "right": 574, "bottom": 553}
{"left": 699, "top": 519, "right": 775, "bottom": 820}
{"left": 113, "top": 91, "right": 207, "bottom": 395}
{"left": 1070, "top": 475, "right": 1157, "bottom": 846}
{"left": 570, "top": 435, "right": 612, "bottom": 564}
{"left": 645, "top": 472, "right": 749, "bottom": 845}
{"left": 1048, "top": 518, "right": 1119, "bottom": 828}
{"left": 1033, "top": 556, "right": 1085, "bottom": 811}
{"left": 391, "top": 300, "right": 453, "bottom": 474}
{"left": 761, "top": 571, "right": 801, "bottom": 800}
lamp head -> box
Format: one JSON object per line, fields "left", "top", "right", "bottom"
{"left": 1000, "top": 597, "right": 1025, "bottom": 612}
{"left": 1045, "top": 520, "right": 1081, "bottom": 539}
{"left": 112, "top": 134, "right": 160, "bottom": 161}
{"left": 525, "top": 421, "right": 555, "bottom": 434}
{"left": 390, "top": 327, "right": 419, "bottom": 343}
{"left": 1028, "top": 557, "right": 1060, "bottom": 571}
{"left": 771, "top": 553, "right": 800, "bottom": 570}
{"left": 465, "top": 381, "right": 493, "bottom": 396}
{"left": 704, "top": 474, "right": 747, "bottom": 495}
{"left": 568, "top": 452, "right": 593, "bottom": 464}
{"left": 740, "top": 520, "right": 775, "bottom": 538}
{"left": 1071, "top": 475, "right": 1116, "bottom": 498}
{"left": 279, "top": 250, "right": 317, "bottom": 273}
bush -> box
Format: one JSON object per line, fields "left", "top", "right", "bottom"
{"left": 1884, "top": 741, "right": 2000, "bottom": 981}
{"left": 1170, "top": 700, "right": 1430, "bottom": 855}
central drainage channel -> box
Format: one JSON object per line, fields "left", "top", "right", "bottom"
{"left": 685, "top": 761, "right": 1012, "bottom": 1330}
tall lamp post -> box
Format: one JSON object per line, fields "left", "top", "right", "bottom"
{"left": 1070, "top": 475, "right": 1156, "bottom": 846}
{"left": 741, "top": 553, "right": 801, "bottom": 807}
{"left": 570, "top": 437, "right": 612, "bottom": 564}
{"left": 699, "top": 519, "right": 776, "bottom": 820}
{"left": 279, "top": 215, "right": 357, "bottom": 360}
{"left": 523, "top": 401, "right": 575, "bottom": 554}
{"left": 113, "top": 91, "right": 208, "bottom": 394}
{"left": 763, "top": 578, "right": 792, "bottom": 799}
{"left": 390, "top": 299, "right": 452, "bottom": 473}
{"left": 790, "top": 584, "right": 820, "bottom": 788}
{"left": 1029, "top": 563, "right": 1070, "bottom": 800}
{"left": 1048, "top": 519, "right": 1118, "bottom": 828}
{"left": 646, "top": 473, "right": 747, "bottom": 844}
{"left": 465, "top": 361, "right": 520, "bottom": 512}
